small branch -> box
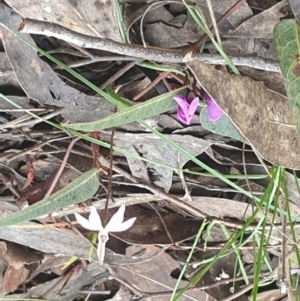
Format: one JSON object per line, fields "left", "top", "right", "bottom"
{"left": 17, "top": 19, "right": 280, "bottom": 72}
{"left": 205, "top": 0, "right": 222, "bottom": 47}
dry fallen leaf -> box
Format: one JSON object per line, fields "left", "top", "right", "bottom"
{"left": 5, "top": 0, "right": 122, "bottom": 41}
{"left": 111, "top": 132, "right": 213, "bottom": 191}
{"left": 226, "top": 0, "right": 288, "bottom": 38}
{"left": 3, "top": 265, "right": 30, "bottom": 293}
{"left": 187, "top": 59, "right": 300, "bottom": 169}
{"left": 0, "top": 5, "right": 115, "bottom": 123}
{"left": 0, "top": 241, "right": 43, "bottom": 293}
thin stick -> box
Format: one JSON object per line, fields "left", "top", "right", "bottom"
{"left": 133, "top": 71, "right": 169, "bottom": 100}
{"left": 205, "top": 0, "right": 222, "bottom": 47}
{"left": 17, "top": 20, "right": 280, "bottom": 72}
{"left": 100, "top": 61, "right": 138, "bottom": 90}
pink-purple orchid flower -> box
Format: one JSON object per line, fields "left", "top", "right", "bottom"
{"left": 173, "top": 94, "right": 199, "bottom": 125}
{"left": 173, "top": 93, "right": 223, "bottom": 124}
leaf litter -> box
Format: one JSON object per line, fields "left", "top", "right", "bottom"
{"left": 0, "top": 0, "right": 299, "bottom": 300}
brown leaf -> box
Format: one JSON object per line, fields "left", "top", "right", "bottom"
{"left": 0, "top": 242, "right": 43, "bottom": 293}
{"left": 187, "top": 59, "right": 300, "bottom": 169}
{"left": 238, "top": 66, "right": 286, "bottom": 96}
{"left": 21, "top": 168, "right": 80, "bottom": 206}
{"left": 2, "top": 242, "right": 43, "bottom": 269}
{"left": 111, "top": 132, "right": 213, "bottom": 191}
{"left": 3, "top": 264, "right": 29, "bottom": 293}
{"left": 5, "top": 0, "right": 122, "bottom": 41}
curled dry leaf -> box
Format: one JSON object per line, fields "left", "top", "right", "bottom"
{"left": 187, "top": 59, "right": 300, "bottom": 169}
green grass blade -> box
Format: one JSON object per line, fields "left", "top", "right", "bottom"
{"left": 170, "top": 220, "right": 208, "bottom": 301}
{"left": 113, "top": 0, "right": 127, "bottom": 43}
{"left": 221, "top": 224, "right": 249, "bottom": 285}
{"left": 251, "top": 167, "right": 281, "bottom": 300}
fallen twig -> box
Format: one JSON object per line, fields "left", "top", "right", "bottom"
{"left": 17, "top": 19, "right": 280, "bottom": 72}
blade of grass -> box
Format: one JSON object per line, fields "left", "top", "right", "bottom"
{"left": 282, "top": 170, "right": 300, "bottom": 298}
{"left": 221, "top": 224, "right": 249, "bottom": 285}
{"left": 251, "top": 167, "right": 280, "bottom": 300}
{"left": 113, "top": 0, "right": 127, "bottom": 43}
{"left": 169, "top": 220, "right": 208, "bottom": 301}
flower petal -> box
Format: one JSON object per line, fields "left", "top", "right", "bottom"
{"left": 108, "top": 217, "right": 137, "bottom": 232}
{"left": 89, "top": 206, "right": 103, "bottom": 230}
{"left": 74, "top": 212, "right": 101, "bottom": 231}
{"left": 173, "top": 94, "right": 188, "bottom": 106}
{"left": 174, "top": 95, "right": 190, "bottom": 124}
{"left": 188, "top": 97, "right": 199, "bottom": 118}
{"left": 177, "top": 106, "right": 188, "bottom": 124}
{"left": 105, "top": 204, "right": 126, "bottom": 232}
{"left": 204, "top": 93, "right": 223, "bottom": 121}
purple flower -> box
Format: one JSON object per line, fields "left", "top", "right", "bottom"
{"left": 174, "top": 94, "right": 199, "bottom": 125}
{"left": 204, "top": 93, "right": 223, "bottom": 121}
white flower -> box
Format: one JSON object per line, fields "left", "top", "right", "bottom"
{"left": 74, "top": 205, "right": 136, "bottom": 265}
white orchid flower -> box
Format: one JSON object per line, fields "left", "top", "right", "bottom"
{"left": 74, "top": 205, "right": 136, "bottom": 265}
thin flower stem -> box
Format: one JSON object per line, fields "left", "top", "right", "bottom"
{"left": 45, "top": 137, "right": 81, "bottom": 198}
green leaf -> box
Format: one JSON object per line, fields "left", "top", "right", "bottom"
{"left": 0, "top": 168, "right": 99, "bottom": 228}
{"left": 64, "top": 87, "right": 186, "bottom": 131}
{"left": 274, "top": 19, "right": 300, "bottom": 130}
{"left": 200, "top": 107, "right": 243, "bottom": 141}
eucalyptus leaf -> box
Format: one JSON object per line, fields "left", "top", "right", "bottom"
{"left": 200, "top": 107, "right": 243, "bottom": 141}
{"left": 274, "top": 19, "right": 300, "bottom": 130}
{"left": 64, "top": 87, "right": 186, "bottom": 131}
{"left": 0, "top": 168, "right": 99, "bottom": 228}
